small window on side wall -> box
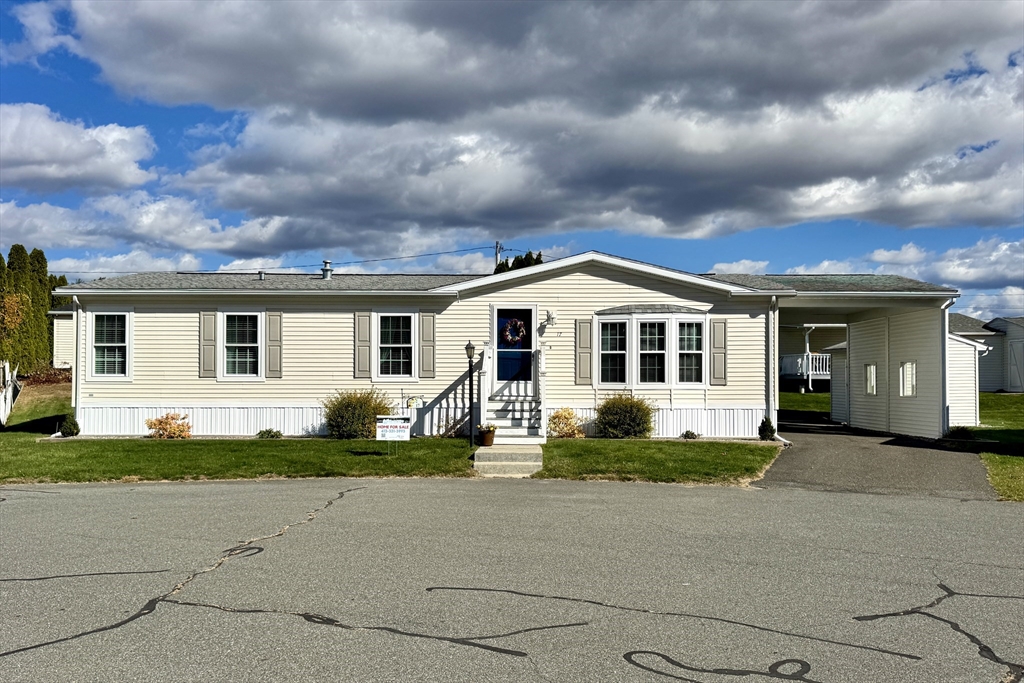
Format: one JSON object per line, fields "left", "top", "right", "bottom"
{"left": 900, "top": 360, "right": 917, "bottom": 397}
{"left": 865, "top": 363, "right": 877, "bottom": 396}
{"left": 225, "top": 314, "right": 259, "bottom": 376}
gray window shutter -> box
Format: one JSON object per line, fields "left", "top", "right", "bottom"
{"left": 419, "top": 312, "right": 436, "bottom": 378}
{"left": 710, "top": 318, "right": 727, "bottom": 386}
{"left": 199, "top": 311, "right": 216, "bottom": 378}
{"left": 266, "top": 312, "right": 283, "bottom": 379}
{"left": 355, "top": 312, "right": 371, "bottom": 378}
{"left": 575, "top": 319, "right": 593, "bottom": 385}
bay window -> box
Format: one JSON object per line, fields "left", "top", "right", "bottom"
{"left": 600, "top": 321, "right": 627, "bottom": 383}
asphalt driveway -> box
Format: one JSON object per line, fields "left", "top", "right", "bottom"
{"left": 764, "top": 411, "right": 997, "bottom": 500}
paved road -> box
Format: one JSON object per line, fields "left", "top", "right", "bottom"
{"left": 1, "top": 478, "right": 1021, "bottom": 682}
{"left": 767, "top": 412, "right": 997, "bottom": 500}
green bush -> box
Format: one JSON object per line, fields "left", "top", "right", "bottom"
{"left": 595, "top": 394, "right": 654, "bottom": 439}
{"left": 758, "top": 416, "right": 776, "bottom": 441}
{"left": 322, "top": 388, "right": 394, "bottom": 439}
{"left": 681, "top": 430, "right": 700, "bottom": 440}
{"left": 257, "top": 428, "right": 283, "bottom": 439}
{"left": 60, "top": 413, "right": 80, "bottom": 437}
{"left": 943, "top": 425, "right": 975, "bottom": 440}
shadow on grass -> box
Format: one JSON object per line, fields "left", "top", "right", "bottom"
{"left": 2, "top": 414, "right": 65, "bottom": 435}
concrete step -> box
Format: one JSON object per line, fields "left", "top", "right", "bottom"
{"left": 474, "top": 461, "right": 543, "bottom": 477}
{"left": 486, "top": 417, "right": 541, "bottom": 429}
{"left": 492, "top": 433, "right": 546, "bottom": 445}
{"left": 488, "top": 409, "right": 542, "bottom": 420}
{"left": 474, "top": 446, "right": 545, "bottom": 463}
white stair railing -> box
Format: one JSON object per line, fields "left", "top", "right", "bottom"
{"left": 478, "top": 346, "right": 491, "bottom": 429}
{"left": 535, "top": 347, "right": 547, "bottom": 437}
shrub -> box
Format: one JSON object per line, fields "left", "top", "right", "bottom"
{"left": 60, "top": 413, "right": 80, "bottom": 437}
{"left": 681, "top": 430, "right": 700, "bottom": 440}
{"left": 146, "top": 413, "right": 192, "bottom": 439}
{"left": 758, "top": 416, "right": 776, "bottom": 441}
{"left": 257, "top": 428, "right": 283, "bottom": 439}
{"left": 548, "top": 407, "right": 585, "bottom": 439}
{"left": 595, "top": 394, "right": 654, "bottom": 439}
{"left": 943, "top": 425, "right": 976, "bottom": 440}
{"left": 322, "top": 388, "right": 394, "bottom": 439}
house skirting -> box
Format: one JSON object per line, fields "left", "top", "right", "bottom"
{"left": 75, "top": 403, "right": 765, "bottom": 439}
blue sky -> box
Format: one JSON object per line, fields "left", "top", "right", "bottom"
{"left": 1, "top": 0, "right": 1021, "bottom": 318}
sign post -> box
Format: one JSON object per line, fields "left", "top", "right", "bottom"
{"left": 376, "top": 415, "right": 411, "bottom": 455}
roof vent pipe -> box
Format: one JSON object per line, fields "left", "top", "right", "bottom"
{"left": 258, "top": 270, "right": 265, "bottom": 281}
{"left": 321, "top": 260, "right": 333, "bottom": 280}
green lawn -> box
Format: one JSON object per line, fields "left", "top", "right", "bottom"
{"left": 1, "top": 384, "right": 474, "bottom": 483}
{"left": 778, "top": 391, "right": 830, "bottom": 413}
{"left": 974, "top": 393, "right": 1024, "bottom": 501}
{"left": 536, "top": 439, "right": 780, "bottom": 484}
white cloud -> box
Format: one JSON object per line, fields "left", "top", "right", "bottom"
{"left": 787, "top": 237, "right": 1024, "bottom": 289}
{"left": 711, "top": 259, "right": 769, "bottom": 274}
{"left": 431, "top": 252, "right": 493, "bottom": 274}
{"left": 0, "top": 199, "right": 110, "bottom": 250}
{"left": 50, "top": 250, "right": 201, "bottom": 281}
{"left": 0, "top": 1, "right": 78, "bottom": 64}
{"left": 0, "top": 103, "right": 156, "bottom": 192}
{"left": 215, "top": 257, "right": 301, "bottom": 273}
{"left": 955, "top": 286, "right": 1024, "bottom": 320}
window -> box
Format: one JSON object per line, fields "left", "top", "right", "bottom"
{"left": 225, "top": 314, "right": 259, "bottom": 376}
{"left": 379, "top": 315, "right": 413, "bottom": 376}
{"left": 94, "top": 314, "right": 127, "bottom": 375}
{"left": 865, "top": 363, "right": 877, "bottom": 395}
{"left": 678, "top": 322, "right": 703, "bottom": 383}
{"left": 600, "top": 321, "right": 627, "bottom": 383}
{"left": 638, "top": 321, "right": 666, "bottom": 383}
{"left": 900, "top": 361, "right": 917, "bottom": 397}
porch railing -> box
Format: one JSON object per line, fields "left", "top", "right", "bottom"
{"left": 780, "top": 353, "right": 831, "bottom": 377}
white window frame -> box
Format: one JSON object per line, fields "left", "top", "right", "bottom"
{"left": 597, "top": 318, "right": 629, "bottom": 387}
{"left": 899, "top": 360, "right": 917, "bottom": 397}
{"left": 217, "top": 309, "right": 265, "bottom": 382}
{"left": 865, "top": 363, "right": 877, "bottom": 396}
{"left": 593, "top": 312, "right": 709, "bottom": 390}
{"left": 86, "top": 307, "right": 134, "bottom": 382}
{"left": 372, "top": 310, "right": 418, "bottom": 382}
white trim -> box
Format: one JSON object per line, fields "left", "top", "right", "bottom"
{"left": 593, "top": 311, "right": 710, "bottom": 390}
{"left": 57, "top": 288, "right": 458, "bottom": 297}
{"left": 490, "top": 303, "right": 539, "bottom": 391}
{"left": 435, "top": 252, "right": 757, "bottom": 295}
{"left": 217, "top": 310, "right": 266, "bottom": 382}
{"left": 85, "top": 307, "right": 134, "bottom": 382}
{"left": 372, "top": 310, "right": 419, "bottom": 382}
{"left": 948, "top": 333, "right": 990, "bottom": 351}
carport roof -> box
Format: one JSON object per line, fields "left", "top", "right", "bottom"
{"left": 706, "top": 273, "right": 957, "bottom": 293}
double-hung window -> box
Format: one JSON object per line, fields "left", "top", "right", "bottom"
{"left": 899, "top": 361, "right": 916, "bottom": 397}
{"left": 225, "top": 314, "right": 259, "bottom": 376}
{"left": 379, "top": 315, "right": 413, "bottom": 377}
{"left": 600, "top": 321, "right": 627, "bottom": 383}
{"left": 678, "top": 322, "right": 703, "bottom": 383}
{"left": 94, "top": 314, "right": 127, "bottom": 376}
{"left": 865, "top": 363, "right": 877, "bottom": 396}
{"left": 638, "top": 321, "right": 666, "bottom": 383}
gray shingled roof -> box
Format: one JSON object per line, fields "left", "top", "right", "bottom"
{"left": 950, "top": 313, "right": 1002, "bottom": 335}
{"left": 595, "top": 304, "right": 705, "bottom": 315}
{"left": 706, "top": 273, "right": 956, "bottom": 293}
{"left": 58, "top": 272, "right": 484, "bottom": 291}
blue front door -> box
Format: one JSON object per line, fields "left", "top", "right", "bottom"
{"left": 494, "top": 308, "right": 533, "bottom": 397}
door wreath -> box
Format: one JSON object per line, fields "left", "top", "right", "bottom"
{"left": 501, "top": 318, "right": 527, "bottom": 345}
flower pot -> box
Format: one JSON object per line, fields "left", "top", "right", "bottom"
{"left": 479, "top": 430, "right": 496, "bottom": 447}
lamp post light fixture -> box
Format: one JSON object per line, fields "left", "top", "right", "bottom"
{"left": 465, "top": 340, "right": 476, "bottom": 447}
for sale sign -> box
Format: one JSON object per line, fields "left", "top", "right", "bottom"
{"left": 376, "top": 415, "right": 411, "bottom": 441}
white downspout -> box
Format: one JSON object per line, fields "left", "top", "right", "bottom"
{"left": 72, "top": 295, "right": 81, "bottom": 417}
{"left": 940, "top": 298, "right": 955, "bottom": 436}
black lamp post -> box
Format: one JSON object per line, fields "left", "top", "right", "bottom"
{"left": 465, "top": 340, "right": 476, "bottom": 447}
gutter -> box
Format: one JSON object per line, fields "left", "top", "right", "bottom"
{"left": 55, "top": 288, "right": 460, "bottom": 297}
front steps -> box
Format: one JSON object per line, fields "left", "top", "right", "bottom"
{"left": 485, "top": 398, "right": 546, "bottom": 445}
{"left": 473, "top": 444, "right": 544, "bottom": 477}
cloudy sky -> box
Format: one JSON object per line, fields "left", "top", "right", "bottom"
{"left": 0, "top": 0, "right": 1021, "bottom": 318}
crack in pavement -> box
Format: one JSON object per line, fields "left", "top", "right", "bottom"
{"left": 161, "top": 597, "right": 589, "bottom": 657}
{"left": 855, "top": 583, "right": 1024, "bottom": 683}
{"left": 0, "top": 487, "right": 364, "bottom": 658}
{"left": 624, "top": 651, "right": 822, "bottom": 682}
{"left": 426, "top": 586, "right": 920, "bottom": 661}
{"left": 0, "top": 570, "right": 171, "bottom": 583}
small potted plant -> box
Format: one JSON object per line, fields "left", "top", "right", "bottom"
{"left": 477, "top": 423, "right": 497, "bottom": 447}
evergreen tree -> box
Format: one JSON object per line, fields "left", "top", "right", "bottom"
{"left": 493, "top": 258, "right": 511, "bottom": 274}
{"left": 1, "top": 245, "right": 57, "bottom": 373}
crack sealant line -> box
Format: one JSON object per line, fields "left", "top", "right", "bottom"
{"left": 426, "top": 586, "right": 921, "bottom": 661}
{"left": 0, "top": 488, "right": 365, "bottom": 659}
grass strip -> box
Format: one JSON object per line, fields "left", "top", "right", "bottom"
{"left": 778, "top": 391, "right": 831, "bottom": 413}
{"left": 536, "top": 439, "right": 780, "bottom": 484}
{"left": 980, "top": 453, "right": 1024, "bottom": 502}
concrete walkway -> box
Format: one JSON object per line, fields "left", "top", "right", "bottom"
{"left": 473, "top": 444, "right": 543, "bottom": 477}
{"left": 762, "top": 411, "right": 997, "bottom": 500}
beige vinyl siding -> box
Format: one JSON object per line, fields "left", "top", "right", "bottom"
{"left": 947, "top": 335, "right": 979, "bottom": 427}
{"left": 829, "top": 348, "right": 848, "bottom": 423}
{"left": 75, "top": 264, "right": 769, "bottom": 411}
{"left": 779, "top": 327, "right": 846, "bottom": 355}
{"left": 848, "top": 318, "right": 887, "bottom": 432}
{"left": 52, "top": 316, "right": 74, "bottom": 368}
{"left": 887, "top": 309, "right": 942, "bottom": 438}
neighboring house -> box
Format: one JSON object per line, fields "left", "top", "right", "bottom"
{"left": 56, "top": 252, "right": 967, "bottom": 440}
{"left": 949, "top": 312, "right": 1023, "bottom": 393}
{"left": 48, "top": 304, "right": 74, "bottom": 369}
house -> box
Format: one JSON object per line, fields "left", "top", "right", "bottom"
{"left": 949, "top": 313, "right": 1024, "bottom": 393}
{"left": 48, "top": 303, "right": 74, "bottom": 369}
{"left": 55, "top": 252, "right": 969, "bottom": 440}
